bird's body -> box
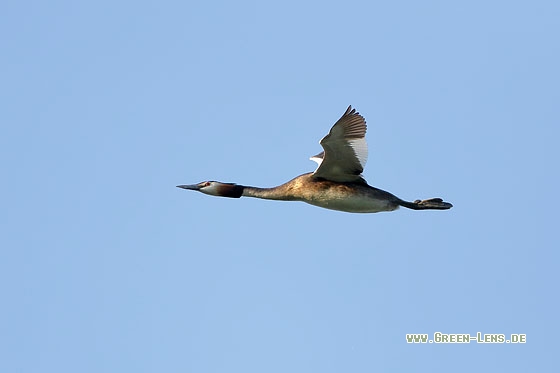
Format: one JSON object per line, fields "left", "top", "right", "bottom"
{"left": 178, "top": 106, "right": 452, "bottom": 213}
{"left": 240, "top": 173, "right": 400, "bottom": 213}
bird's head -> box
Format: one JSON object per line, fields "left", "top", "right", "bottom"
{"left": 176, "top": 181, "right": 244, "bottom": 198}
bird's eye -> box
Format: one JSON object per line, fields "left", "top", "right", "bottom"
{"left": 204, "top": 182, "right": 211, "bottom": 187}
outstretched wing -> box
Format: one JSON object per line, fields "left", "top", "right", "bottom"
{"left": 311, "top": 106, "right": 368, "bottom": 182}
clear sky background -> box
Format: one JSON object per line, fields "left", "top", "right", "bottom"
{"left": 2, "top": 1, "right": 559, "bottom": 372}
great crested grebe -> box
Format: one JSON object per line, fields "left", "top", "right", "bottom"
{"left": 178, "top": 106, "right": 453, "bottom": 213}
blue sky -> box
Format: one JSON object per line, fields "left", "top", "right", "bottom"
{"left": 2, "top": 1, "right": 559, "bottom": 372}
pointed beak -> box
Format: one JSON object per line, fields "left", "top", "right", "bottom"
{"left": 177, "top": 184, "right": 200, "bottom": 191}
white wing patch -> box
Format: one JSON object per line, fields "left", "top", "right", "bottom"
{"left": 309, "top": 152, "right": 324, "bottom": 169}
{"left": 348, "top": 138, "right": 368, "bottom": 170}
{"left": 310, "top": 156, "right": 323, "bottom": 166}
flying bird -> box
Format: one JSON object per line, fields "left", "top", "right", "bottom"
{"left": 178, "top": 106, "right": 452, "bottom": 213}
